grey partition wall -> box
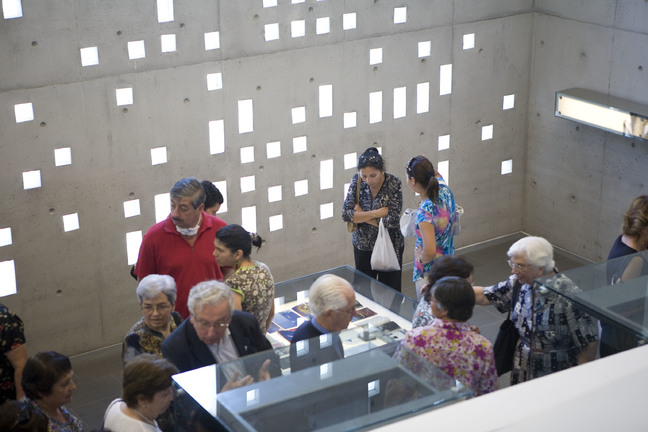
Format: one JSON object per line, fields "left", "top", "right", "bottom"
{"left": 1, "top": 1, "right": 647, "bottom": 354}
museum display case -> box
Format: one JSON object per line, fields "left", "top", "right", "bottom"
{"left": 172, "top": 344, "right": 472, "bottom": 431}
{"left": 169, "top": 265, "right": 470, "bottom": 431}
{"left": 535, "top": 250, "right": 648, "bottom": 343}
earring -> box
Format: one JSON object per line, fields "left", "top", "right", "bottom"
{"left": 235, "top": 259, "right": 239, "bottom": 270}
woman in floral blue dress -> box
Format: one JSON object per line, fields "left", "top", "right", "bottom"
{"left": 405, "top": 156, "right": 456, "bottom": 298}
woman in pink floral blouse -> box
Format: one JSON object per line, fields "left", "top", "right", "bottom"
{"left": 395, "top": 276, "right": 498, "bottom": 396}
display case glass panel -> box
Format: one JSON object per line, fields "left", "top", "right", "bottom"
{"left": 172, "top": 344, "right": 471, "bottom": 431}
{"left": 535, "top": 250, "right": 648, "bottom": 341}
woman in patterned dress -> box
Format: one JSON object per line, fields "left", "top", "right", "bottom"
{"left": 213, "top": 224, "right": 275, "bottom": 333}
{"left": 405, "top": 155, "right": 456, "bottom": 299}
{"left": 474, "top": 236, "right": 598, "bottom": 385}
{"left": 342, "top": 147, "right": 404, "bottom": 291}
{"left": 21, "top": 351, "right": 84, "bottom": 432}
{"left": 395, "top": 276, "right": 498, "bottom": 396}
{"left": 122, "top": 275, "right": 182, "bottom": 365}
{"left": 411, "top": 255, "right": 474, "bottom": 329}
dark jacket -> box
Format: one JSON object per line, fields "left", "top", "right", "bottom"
{"left": 161, "top": 310, "right": 280, "bottom": 379}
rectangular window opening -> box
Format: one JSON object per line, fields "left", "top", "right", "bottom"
{"left": 209, "top": 120, "right": 225, "bottom": 154}
{"left": 417, "top": 82, "right": 429, "bottom": 114}
{"left": 154, "top": 193, "right": 170, "bottom": 223}
{"left": 241, "top": 206, "right": 257, "bottom": 234}
{"left": 393, "top": 86, "right": 406, "bottom": 119}
{"left": 440, "top": 64, "right": 452, "bottom": 96}
{"left": 0, "top": 260, "right": 17, "bottom": 297}
{"left": 123, "top": 199, "right": 141, "bottom": 218}
{"left": 320, "top": 159, "right": 334, "bottom": 190}
{"left": 157, "top": 0, "right": 174, "bottom": 23}
{"left": 240, "top": 146, "right": 255, "bottom": 164}
{"left": 319, "top": 85, "right": 333, "bottom": 118}
{"left": 369, "top": 91, "right": 382, "bottom": 124}
{"left": 126, "top": 231, "right": 143, "bottom": 265}
{"left": 269, "top": 214, "right": 283, "bottom": 232}
{"left": 266, "top": 141, "right": 281, "bottom": 159}
{"left": 54, "top": 147, "right": 72, "bottom": 166}
{"left": 2, "top": 0, "right": 22, "bottom": 19}
{"left": 293, "top": 136, "right": 307, "bottom": 153}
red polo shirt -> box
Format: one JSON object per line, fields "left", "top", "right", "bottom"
{"left": 135, "top": 212, "right": 227, "bottom": 318}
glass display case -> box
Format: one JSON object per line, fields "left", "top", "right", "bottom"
{"left": 265, "top": 265, "right": 417, "bottom": 373}
{"left": 536, "top": 250, "right": 648, "bottom": 343}
{"left": 172, "top": 344, "right": 472, "bottom": 432}
{"left": 169, "top": 266, "right": 468, "bottom": 431}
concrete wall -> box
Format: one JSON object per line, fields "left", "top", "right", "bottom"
{"left": 526, "top": 3, "right": 648, "bottom": 261}
{"left": 1, "top": 0, "right": 644, "bottom": 356}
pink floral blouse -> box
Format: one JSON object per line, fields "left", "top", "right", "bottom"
{"left": 395, "top": 320, "right": 498, "bottom": 396}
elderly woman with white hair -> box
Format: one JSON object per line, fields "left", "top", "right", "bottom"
{"left": 122, "top": 274, "right": 183, "bottom": 365}
{"left": 474, "top": 236, "right": 598, "bottom": 385}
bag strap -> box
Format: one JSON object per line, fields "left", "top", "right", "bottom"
{"left": 355, "top": 176, "right": 361, "bottom": 204}
{"left": 506, "top": 280, "right": 521, "bottom": 320}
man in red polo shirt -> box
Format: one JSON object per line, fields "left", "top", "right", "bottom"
{"left": 135, "top": 177, "right": 227, "bottom": 318}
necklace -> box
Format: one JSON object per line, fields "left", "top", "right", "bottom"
{"left": 132, "top": 407, "right": 156, "bottom": 427}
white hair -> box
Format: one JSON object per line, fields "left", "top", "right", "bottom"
{"left": 507, "top": 236, "right": 555, "bottom": 272}
{"left": 187, "top": 280, "right": 234, "bottom": 317}
{"left": 136, "top": 274, "right": 177, "bottom": 305}
{"left": 308, "top": 274, "right": 354, "bottom": 318}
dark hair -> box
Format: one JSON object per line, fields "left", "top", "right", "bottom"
{"left": 22, "top": 351, "right": 72, "bottom": 400}
{"left": 215, "top": 224, "right": 263, "bottom": 258}
{"left": 122, "top": 354, "right": 179, "bottom": 408}
{"left": 0, "top": 400, "right": 49, "bottom": 432}
{"left": 423, "top": 255, "right": 474, "bottom": 301}
{"left": 622, "top": 195, "right": 648, "bottom": 238}
{"left": 201, "top": 180, "right": 224, "bottom": 210}
{"left": 171, "top": 177, "right": 205, "bottom": 209}
{"left": 357, "top": 147, "right": 384, "bottom": 171}
{"left": 406, "top": 155, "right": 439, "bottom": 201}
{"left": 429, "top": 276, "right": 475, "bottom": 322}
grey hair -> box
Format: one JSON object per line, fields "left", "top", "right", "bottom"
{"left": 170, "top": 177, "right": 206, "bottom": 209}
{"left": 187, "top": 280, "right": 234, "bottom": 317}
{"left": 136, "top": 274, "right": 177, "bottom": 305}
{"left": 507, "top": 236, "right": 555, "bottom": 272}
{"left": 308, "top": 274, "right": 354, "bottom": 318}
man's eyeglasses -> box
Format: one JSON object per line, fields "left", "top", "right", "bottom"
{"left": 507, "top": 260, "right": 530, "bottom": 270}
{"left": 194, "top": 318, "right": 230, "bottom": 330}
{"left": 141, "top": 303, "right": 172, "bottom": 313}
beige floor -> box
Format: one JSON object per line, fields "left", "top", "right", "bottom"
{"left": 66, "top": 232, "right": 591, "bottom": 430}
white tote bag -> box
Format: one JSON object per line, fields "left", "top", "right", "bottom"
{"left": 400, "top": 208, "right": 417, "bottom": 237}
{"left": 371, "top": 219, "right": 401, "bottom": 272}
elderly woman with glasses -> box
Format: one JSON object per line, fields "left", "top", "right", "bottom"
{"left": 342, "top": 147, "right": 404, "bottom": 291}
{"left": 473, "top": 236, "right": 598, "bottom": 385}
{"left": 405, "top": 155, "right": 456, "bottom": 299}
{"left": 122, "top": 275, "right": 183, "bottom": 365}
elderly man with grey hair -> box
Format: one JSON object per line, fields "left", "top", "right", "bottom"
{"left": 122, "top": 274, "right": 183, "bottom": 365}
{"left": 161, "top": 280, "right": 279, "bottom": 389}
{"left": 289, "top": 274, "right": 356, "bottom": 372}
{"left": 135, "top": 177, "right": 228, "bottom": 318}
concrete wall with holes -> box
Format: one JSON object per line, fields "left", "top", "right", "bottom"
{"left": 0, "top": 0, "right": 645, "bottom": 355}
{"left": 526, "top": 3, "right": 648, "bottom": 262}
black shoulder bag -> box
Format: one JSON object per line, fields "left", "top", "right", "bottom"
{"left": 493, "top": 282, "right": 521, "bottom": 376}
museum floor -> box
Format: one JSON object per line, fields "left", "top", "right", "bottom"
{"left": 66, "top": 232, "right": 591, "bottom": 430}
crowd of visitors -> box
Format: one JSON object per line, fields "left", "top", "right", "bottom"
{"left": 3, "top": 170, "right": 645, "bottom": 430}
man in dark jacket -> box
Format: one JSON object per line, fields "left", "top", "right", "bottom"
{"left": 162, "top": 280, "right": 279, "bottom": 389}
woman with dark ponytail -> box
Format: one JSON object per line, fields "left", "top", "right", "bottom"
{"left": 405, "top": 156, "right": 456, "bottom": 298}
{"left": 342, "top": 147, "right": 405, "bottom": 291}
{"left": 213, "top": 224, "right": 275, "bottom": 333}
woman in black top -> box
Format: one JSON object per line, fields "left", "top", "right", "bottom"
{"left": 342, "top": 148, "right": 404, "bottom": 291}
{"left": 602, "top": 195, "right": 648, "bottom": 357}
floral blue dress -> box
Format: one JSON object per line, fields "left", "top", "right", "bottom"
{"left": 412, "top": 175, "right": 455, "bottom": 282}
